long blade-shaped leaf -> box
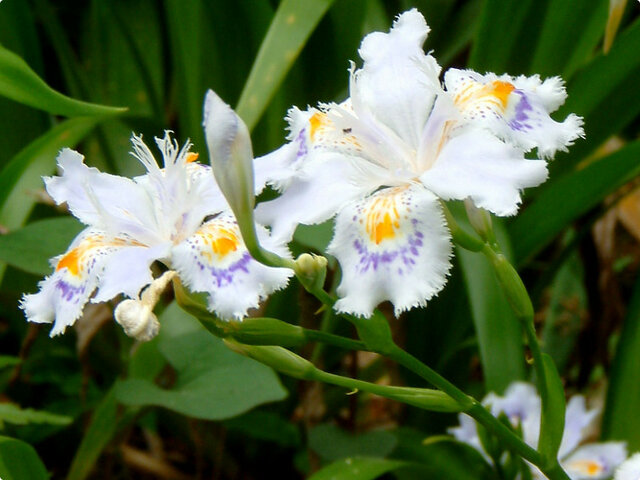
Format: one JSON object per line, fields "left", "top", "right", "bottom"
{"left": 0, "top": 44, "right": 126, "bottom": 117}
{"left": 511, "top": 141, "right": 640, "bottom": 266}
{"left": 236, "top": 0, "right": 336, "bottom": 131}
{"left": 602, "top": 274, "right": 640, "bottom": 451}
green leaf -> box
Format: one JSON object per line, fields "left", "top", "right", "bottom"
{"left": 511, "top": 141, "right": 640, "bottom": 266}
{"left": 67, "top": 338, "right": 165, "bottom": 480}
{"left": 603, "top": 274, "right": 640, "bottom": 451}
{"left": 0, "top": 44, "right": 126, "bottom": 117}
{"left": 453, "top": 206, "right": 525, "bottom": 393}
{"left": 549, "top": 18, "right": 640, "bottom": 178}
{"left": 529, "top": 0, "right": 607, "bottom": 79}
{"left": 236, "top": 0, "right": 336, "bottom": 131}
{"left": 308, "top": 457, "right": 409, "bottom": 480}
{"left": 309, "top": 424, "right": 397, "bottom": 462}
{"left": 115, "top": 302, "right": 287, "bottom": 420}
{"left": 0, "top": 356, "right": 20, "bottom": 370}
{"left": 223, "top": 410, "right": 301, "bottom": 447}
{"left": 0, "top": 117, "right": 101, "bottom": 230}
{"left": 537, "top": 353, "right": 566, "bottom": 463}
{"left": 0, "top": 436, "right": 48, "bottom": 480}
{"left": 0, "top": 403, "right": 72, "bottom": 429}
{"left": 0, "top": 217, "right": 83, "bottom": 275}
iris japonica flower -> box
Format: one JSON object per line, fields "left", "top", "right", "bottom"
{"left": 450, "top": 383, "right": 627, "bottom": 479}
{"left": 254, "top": 9, "right": 583, "bottom": 317}
{"left": 21, "top": 131, "right": 291, "bottom": 339}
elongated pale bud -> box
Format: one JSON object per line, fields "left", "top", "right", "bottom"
{"left": 202, "top": 90, "right": 294, "bottom": 270}
{"left": 203, "top": 89, "right": 255, "bottom": 224}
{"left": 114, "top": 271, "right": 176, "bottom": 342}
{"left": 226, "top": 318, "right": 306, "bottom": 347}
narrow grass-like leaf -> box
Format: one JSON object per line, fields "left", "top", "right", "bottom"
{"left": 549, "top": 18, "right": 640, "bottom": 178}
{"left": 0, "top": 44, "right": 126, "bottom": 117}
{"left": 602, "top": 274, "right": 640, "bottom": 451}
{"left": 0, "top": 403, "right": 72, "bottom": 428}
{"left": 308, "top": 457, "right": 410, "bottom": 480}
{"left": 511, "top": 141, "right": 640, "bottom": 266}
{"left": 529, "top": 0, "right": 607, "bottom": 79}
{"left": 0, "top": 117, "right": 100, "bottom": 230}
{"left": 0, "top": 217, "right": 83, "bottom": 275}
{"left": 236, "top": 0, "right": 336, "bottom": 131}
{"left": 454, "top": 207, "right": 525, "bottom": 394}
{"left": 468, "top": 0, "right": 537, "bottom": 72}
{"left": 538, "top": 353, "right": 566, "bottom": 463}
{"left": 0, "top": 436, "right": 48, "bottom": 480}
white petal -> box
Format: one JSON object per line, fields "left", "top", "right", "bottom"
{"left": 46, "top": 149, "right": 160, "bottom": 243}
{"left": 444, "top": 69, "right": 584, "bottom": 158}
{"left": 328, "top": 184, "right": 452, "bottom": 317}
{"left": 170, "top": 214, "right": 292, "bottom": 320}
{"left": 558, "top": 395, "right": 600, "bottom": 459}
{"left": 255, "top": 153, "right": 376, "bottom": 242}
{"left": 420, "top": 128, "right": 548, "bottom": 216}
{"left": 20, "top": 228, "right": 146, "bottom": 336}
{"left": 563, "top": 442, "right": 628, "bottom": 479}
{"left": 614, "top": 452, "right": 640, "bottom": 480}
{"left": 355, "top": 9, "right": 441, "bottom": 148}
{"left": 92, "top": 243, "right": 170, "bottom": 302}
{"left": 448, "top": 414, "right": 491, "bottom": 462}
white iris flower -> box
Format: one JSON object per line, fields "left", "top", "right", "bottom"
{"left": 450, "top": 383, "right": 627, "bottom": 479}
{"left": 21, "top": 131, "right": 291, "bottom": 338}
{"left": 254, "top": 9, "right": 583, "bottom": 317}
{"left": 614, "top": 453, "right": 640, "bottom": 480}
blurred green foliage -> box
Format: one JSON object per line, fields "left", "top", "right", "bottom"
{"left": 0, "top": 0, "right": 639, "bottom": 478}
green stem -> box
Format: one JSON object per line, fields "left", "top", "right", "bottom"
{"left": 303, "top": 329, "right": 368, "bottom": 352}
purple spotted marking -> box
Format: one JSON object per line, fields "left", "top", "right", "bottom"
{"left": 55, "top": 278, "right": 86, "bottom": 303}
{"left": 353, "top": 221, "right": 424, "bottom": 274}
{"left": 296, "top": 128, "right": 308, "bottom": 159}
{"left": 197, "top": 251, "right": 252, "bottom": 288}
{"left": 508, "top": 91, "right": 534, "bottom": 131}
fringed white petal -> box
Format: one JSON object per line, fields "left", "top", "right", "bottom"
{"left": 444, "top": 69, "right": 584, "bottom": 158}
{"left": 170, "top": 214, "right": 292, "bottom": 320}
{"left": 46, "top": 149, "right": 160, "bottom": 243}
{"left": 255, "top": 153, "right": 377, "bottom": 242}
{"left": 355, "top": 9, "right": 441, "bottom": 148}
{"left": 329, "top": 184, "right": 452, "bottom": 317}
{"left": 562, "top": 443, "right": 628, "bottom": 479}
{"left": 20, "top": 228, "right": 145, "bottom": 336}
{"left": 420, "top": 128, "right": 548, "bottom": 216}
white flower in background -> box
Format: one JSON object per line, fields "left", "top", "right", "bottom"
{"left": 254, "top": 8, "right": 583, "bottom": 318}
{"left": 450, "top": 382, "right": 627, "bottom": 479}
{"left": 615, "top": 453, "right": 640, "bottom": 480}
{"left": 21, "top": 130, "right": 291, "bottom": 338}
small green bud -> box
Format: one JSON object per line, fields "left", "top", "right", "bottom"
{"left": 227, "top": 318, "right": 306, "bottom": 347}
{"left": 441, "top": 202, "right": 484, "bottom": 252}
{"left": 223, "top": 341, "right": 316, "bottom": 380}
{"left": 293, "top": 253, "right": 328, "bottom": 293}
{"left": 488, "top": 251, "right": 534, "bottom": 320}
{"left": 383, "top": 386, "right": 464, "bottom": 412}
{"left": 464, "top": 199, "right": 495, "bottom": 244}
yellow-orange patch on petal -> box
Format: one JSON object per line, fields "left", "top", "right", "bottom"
{"left": 186, "top": 152, "right": 199, "bottom": 163}
{"left": 567, "top": 460, "right": 603, "bottom": 477}
{"left": 488, "top": 80, "right": 515, "bottom": 108}
{"left": 364, "top": 190, "right": 403, "bottom": 245}
{"left": 454, "top": 79, "right": 515, "bottom": 113}
{"left": 55, "top": 235, "right": 142, "bottom": 277}
{"left": 201, "top": 225, "right": 240, "bottom": 261}
{"left": 309, "top": 112, "right": 330, "bottom": 142}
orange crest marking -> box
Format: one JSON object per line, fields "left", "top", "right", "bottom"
{"left": 567, "top": 460, "right": 603, "bottom": 476}
{"left": 186, "top": 152, "right": 199, "bottom": 163}
{"left": 56, "top": 248, "right": 82, "bottom": 276}
{"left": 488, "top": 80, "right": 515, "bottom": 108}
{"left": 365, "top": 194, "right": 402, "bottom": 245}
{"left": 309, "top": 112, "right": 330, "bottom": 142}
{"left": 201, "top": 225, "right": 240, "bottom": 260}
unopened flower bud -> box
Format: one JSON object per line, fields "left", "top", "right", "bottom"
{"left": 223, "top": 341, "right": 316, "bottom": 380}
{"left": 227, "top": 317, "right": 306, "bottom": 347}
{"left": 293, "top": 253, "right": 328, "bottom": 293}
{"left": 464, "top": 199, "right": 494, "bottom": 243}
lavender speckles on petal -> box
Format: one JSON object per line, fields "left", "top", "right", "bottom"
{"left": 199, "top": 251, "right": 253, "bottom": 288}
{"left": 508, "top": 91, "right": 534, "bottom": 132}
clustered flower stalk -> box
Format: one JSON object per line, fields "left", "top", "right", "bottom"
{"left": 23, "top": 8, "right": 628, "bottom": 480}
